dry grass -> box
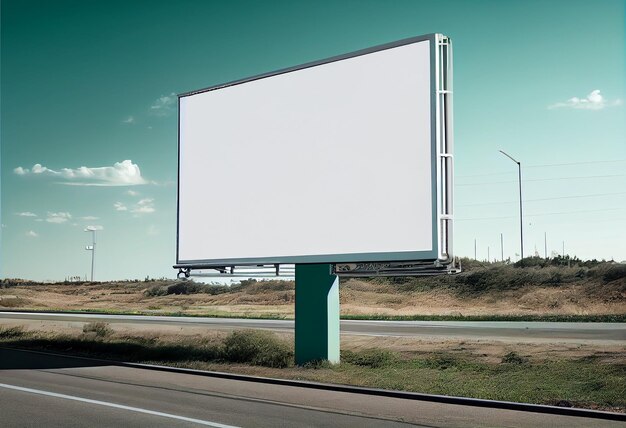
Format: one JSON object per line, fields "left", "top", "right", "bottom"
{"left": 2, "top": 279, "right": 622, "bottom": 318}
{"left": 340, "top": 278, "right": 626, "bottom": 317}
{"left": 1, "top": 261, "right": 624, "bottom": 318}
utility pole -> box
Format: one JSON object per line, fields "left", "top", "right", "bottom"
{"left": 474, "top": 238, "right": 477, "bottom": 260}
{"left": 544, "top": 232, "right": 547, "bottom": 259}
{"left": 487, "top": 246, "right": 490, "bottom": 263}
{"left": 500, "top": 233, "right": 504, "bottom": 261}
{"left": 84, "top": 227, "right": 97, "bottom": 281}
{"left": 499, "top": 150, "right": 524, "bottom": 260}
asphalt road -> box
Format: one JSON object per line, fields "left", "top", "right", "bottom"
{"left": 0, "top": 348, "right": 621, "bottom": 427}
{"left": 1, "top": 311, "right": 625, "bottom": 344}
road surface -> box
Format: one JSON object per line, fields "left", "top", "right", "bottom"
{"left": 0, "top": 348, "right": 621, "bottom": 427}
{"left": 1, "top": 311, "right": 624, "bottom": 344}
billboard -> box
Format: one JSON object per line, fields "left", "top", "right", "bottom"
{"left": 177, "top": 33, "right": 453, "bottom": 269}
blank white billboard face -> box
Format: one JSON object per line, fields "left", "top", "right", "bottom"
{"left": 178, "top": 37, "right": 439, "bottom": 265}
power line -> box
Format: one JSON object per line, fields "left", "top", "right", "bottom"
{"left": 525, "top": 207, "right": 626, "bottom": 217}
{"left": 457, "top": 174, "right": 625, "bottom": 187}
{"left": 456, "top": 171, "right": 515, "bottom": 179}
{"left": 526, "top": 159, "right": 626, "bottom": 169}
{"left": 456, "top": 159, "right": 626, "bottom": 178}
{"left": 456, "top": 216, "right": 515, "bottom": 221}
{"left": 457, "top": 191, "right": 626, "bottom": 207}
{"left": 456, "top": 207, "right": 626, "bottom": 221}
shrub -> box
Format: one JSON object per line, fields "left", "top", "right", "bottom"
{"left": 167, "top": 282, "right": 203, "bottom": 295}
{"left": 423, "top": 355, "right": 459, "bottom": 370}
{"left": 165, "top": 281, "right": 231, "bottom": 295}
{"left": 514, "top": 257, "right": 548, "bottom": 268}
{"left": 144, "top": 286, "right": 168, "bottom": 297}
{"left": 83, "top": 322, "right": 112, "bottom": 338}
{"left": 0, "top": 297, "right": 29, "bottom": 308}
{"left": 456, "top": 257, "right": 492, "bottom": 271}
{"left": 545, "top": 271, "right": 563, "bottom": 285}
{"left": 501, "top": 351, "right": 527, "bottom": 365}
{"left": 237, "top": 279, "right": 294, "bottom": 294}
{"left": 341, "top": 349, "right": 393, "bottom": 368}
{"left": 203, "top": 284, "right": 232, "bottom": 295}
{"left": 601, "top": 264, "right": 626, "bottom": 283}
{"left": 222, "top": 330, "right": 292, "bottom": 368}
{"left": 0, "top": 326, "right": 25, "bottom": 339}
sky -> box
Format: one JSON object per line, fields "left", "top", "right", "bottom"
{"left": 1, "top": 0, "right": 625, "bottom": 281}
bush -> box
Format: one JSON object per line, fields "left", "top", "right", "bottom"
{"left": 514, "top": 257, "right": 548, "bottom": 268}
{"left": 341, "top": 349, "right": 393, "bottom": 368}
{"left": 165, "top": 281, "right": 231, "bottom": 295}
{"left": 0, "top": 279, "right": 39, "bottom": 288}
{"left": 0, "top": 297, "right": 29, "bottom": 308}
{"left": 237, "top": 279, "right": 294, "bottom": 294}
{"left": 83, "top": 322, "right": 112, "bottom": 338}
{"left": 144, "top": 286, "right": 168, "bottom": 297}
{"left": 422, "top": 355, "right": 459, "bottom": 370}
{"left": 0, "top": 326, "right": 25, "bottom": 339}
{"left": 222, "top": 330, "right": 293, "bottom": 368}
{"left": 601, "top": 264, "right": 626, "bottom": 283}
{"left": 167, "top": 282, "right": 204, "bottom": 295}
{"left": 501, "top": 351, "right": 527, "bottom": 365}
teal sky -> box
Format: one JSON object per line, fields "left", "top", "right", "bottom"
{"left": 2, "top": 0, "right": 625, "bottom": 281}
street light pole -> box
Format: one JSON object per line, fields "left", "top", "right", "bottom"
{"left": 499, "top": 150, "right": 524, "bottom": 260}
{"left": 474, "top": 238, "right": 477, "bottom": 260}
{"left": 84, "top": 227, "right": 96, "bottom": 281}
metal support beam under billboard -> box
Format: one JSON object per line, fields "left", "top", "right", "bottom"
{"left": 295, "top": 264, "right": 340, "bottom": 365}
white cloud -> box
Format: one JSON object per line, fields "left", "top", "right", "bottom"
{"left": 46, "top": 212, "right": 72, "bottom": 224}
{"left": 549, "top": 89, "right": 622, "bottom": 110}
{"left": 150, "top": 92, "right": 176, "bottom": 116}
{"left": 126, "top": 189, "right": 139, "bottom": 196}
{"left": 80, "top": 216, "right": 99, "bottom": 220}
{"left": 116, "top": 197, "right": 156, "bottom": 215}
{"left": 16, "top": 212, "right": 37, "bottom": 217}
{"left": 12, "top": 160, "right": 147, "bottom": 186}
{"left": 122, "top": 116, "right": 135, "bottom": 124}
{"left": 131, "top": 198, "right": 155, "bottom": 214}
{"left": 114, "top": 202, "right": 128, "bottom": 211}
{"left": 147, "top": 225, "right": 159, "bottom": 236}
{"left": 26, "top": 230, "right": 39, "bottom": 238}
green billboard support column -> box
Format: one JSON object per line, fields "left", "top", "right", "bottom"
{"left": 295, "top": 264, "right": 340, "bottom": 365}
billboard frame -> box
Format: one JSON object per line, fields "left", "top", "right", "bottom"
{"left": 175, "top": 33, "right": 453, "bottom": 271}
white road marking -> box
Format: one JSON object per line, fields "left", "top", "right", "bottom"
{"left": 0, "top": 382, "right": 239, "bottom": 428}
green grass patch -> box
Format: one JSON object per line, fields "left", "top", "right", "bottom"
{"left": 327, "top": 355, "right": 626, "bottom": 411}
